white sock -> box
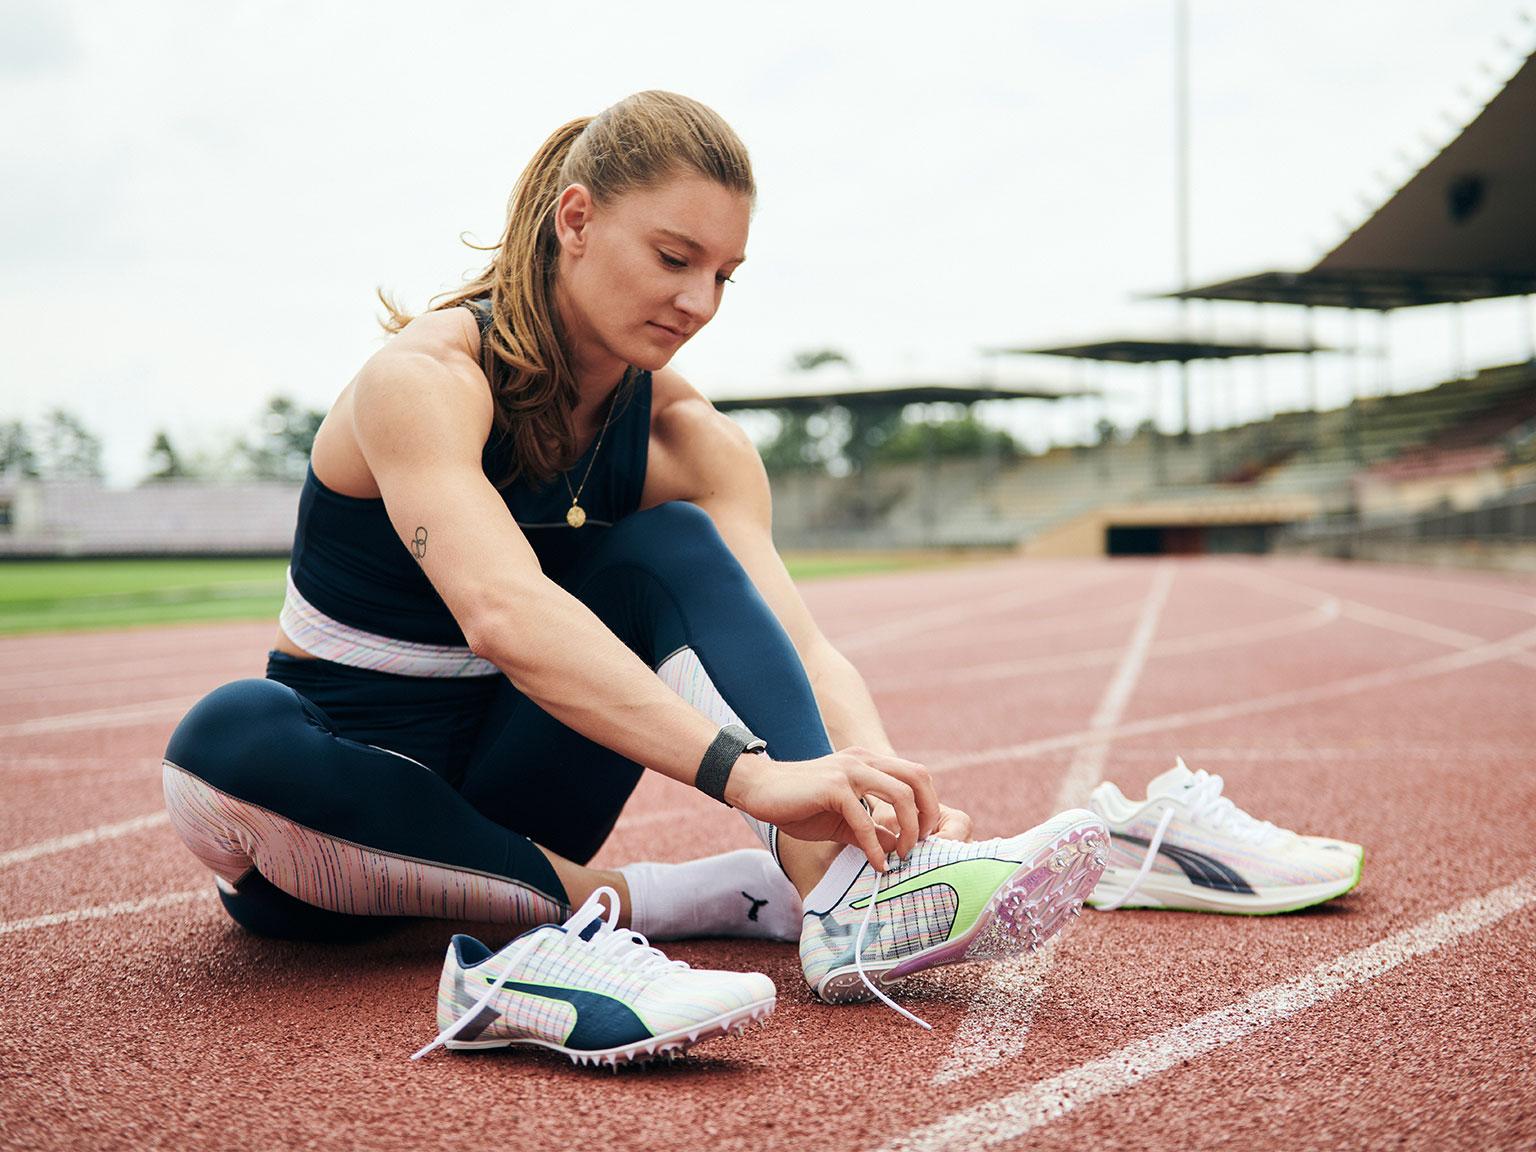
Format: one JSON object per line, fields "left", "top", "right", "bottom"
{"left": 803, "top": 844, "right": 871, "bottom": 914}
{"left": 620, "top": 848, "right": 803, "bottom": 942}
{"left": 655, "top": 646, "right": 789, "bottom": 867}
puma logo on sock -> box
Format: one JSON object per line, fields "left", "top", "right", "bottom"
{"left": 742, "top": 891, "right": 769, "bottom": 922}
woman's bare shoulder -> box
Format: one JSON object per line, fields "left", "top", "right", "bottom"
{"left": 649, "top": 366, "right": 728, "bottom": 441}
{"left": 354, "top": 308, "right": 488, "bottom": 407}
{"left": 643, "top": 367, "right": 760, "bottom": 504}
{"left": 380, "top": 307, "right": 482, "bottom": 369}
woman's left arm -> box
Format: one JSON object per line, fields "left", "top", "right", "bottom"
{"left": 662, "top": 397, "right": 973, "bottom": 839}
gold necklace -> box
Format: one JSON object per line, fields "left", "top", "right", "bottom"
{"left": 560, "top": 380, "right": 622, "bottom": 528}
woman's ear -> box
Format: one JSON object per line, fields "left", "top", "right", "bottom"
{"left": 554, "top": 184, "right": 595, "bottom": 254}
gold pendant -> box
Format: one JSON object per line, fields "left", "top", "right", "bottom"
{"left": 566, "top": 504, "right": 586, "bottom": 528}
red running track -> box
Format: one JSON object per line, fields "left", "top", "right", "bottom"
{"left": 1, "top": 557, "right": 1534, "bottom": 1151}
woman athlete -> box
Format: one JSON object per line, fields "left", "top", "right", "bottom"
{"left": 161, "top": 92, "right": 1108, "bottom": 1038}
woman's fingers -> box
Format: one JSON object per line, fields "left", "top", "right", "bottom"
{"left": 856, "top": 770, "right": 921, "bottom": 859}
{"left": 839, "top": 791, "right": 889, "bottom": 872}
{"left": 857, "top": 752, "right": 941, "bottom": 840}
{"left": 934, "top": 803, "right": 973, "bottom": 841}
{"left": 860, "top": 797, "right": 902, "bottom": 856}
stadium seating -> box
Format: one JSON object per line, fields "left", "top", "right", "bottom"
{"left": 767, "top": 359, "right": 1536, "bottom": 553}
{"left": 0, "top": 479, "right": 300, "bottom": 557}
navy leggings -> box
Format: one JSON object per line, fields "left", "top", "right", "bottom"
{"left": 162, "top": 502, "right": 833, "bottom": 940}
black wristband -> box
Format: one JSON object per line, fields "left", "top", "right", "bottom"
{"left": 695, "top": 723, "right": 766, "bottom": 806}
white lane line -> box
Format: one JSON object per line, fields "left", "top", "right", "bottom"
{"left": 1049, "top": 564, "right": 1172, "bottom": 811}
{"left": 0, "top": 889, "right": 211, "bottom": 936}
{"left": 876, "top": 599, "right": 1148, "bottom": 657}
{"left": 0, "top": 697, "right": 195, "bottom": 738}
{"left": 0, "top": 655, "right": 194, "bottom": 694}
{"left": 1108, "top": 743, "right": 1531, "bottom": 762}
{"left": 928, "top": 623, "right": 1536, "bottom": 776}
{"left": 1220, "top": 563, "right": 1536, "bottom": 671}
{"left": 5, "top": 674, "right": 231, "bottom": 709}
{"left": 0, "top": 637, "right": 266, "bottom": 694}
{"left": 1269, "top": 562, "right": 1536, "bottom": 616}
{"left": 870, "top": 600, "right": 1337, "bottom": 692}
{"left": 879, "top": 869, "right": 1536, "bottom": 1152}
{"left": 902, "top": 742, "right": 1533, "bottom": 767}
{"left": 835, "top": 570, "right": 1127, "bottom": 654}
{"left": 933, "top": 944, "right": 1058, "bottom": 1087}
{"left": 935, "top": 564, "right": 1173, "bottom": 1086}
{"left": 0, "top": 811, "right": 170, "bottom": 869}
{"left": 0, "top": 755, "right": 162, "bottom": 774}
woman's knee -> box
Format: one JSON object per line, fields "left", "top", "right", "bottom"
{"left": 602, "top": 500, "right": 748, "bottom": 584}
{"left": 164, "top": 678, "right": 330, "bottom": 792}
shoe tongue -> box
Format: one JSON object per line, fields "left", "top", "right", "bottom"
{"left": 1146, "top": 759, "right": 1197, "bottom": 798}
{"left": 576, "top": 917, "right": 605, "bottom": 942}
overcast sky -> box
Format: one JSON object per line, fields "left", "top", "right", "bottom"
{"left": 2, "top": 0, "right": 1533, "bottom": 484}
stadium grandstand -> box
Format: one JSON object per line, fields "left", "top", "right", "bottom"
{"left": 3, "top": 49, "right": 1533, "bottom": 572}
{"left": 0, "top": 477, "right": 298, "bottom": 557}
{"left": 733, "top": 46, "right": 1536, "bottom": 570}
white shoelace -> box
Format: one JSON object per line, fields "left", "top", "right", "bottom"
{"left": 1097, "top": 769, "right": 1283, "bottom": 912}
{"left": 410, "top": 885, "right": 685, "bottom": 1060}
{"left": 851, "top": 838, "right": 1009, "bottom": 1030}
{"left": 1094, "top": 806, "right": 1175, "bottom": 912}
{"left": 854, "top": 862, "right": 933, "bottom": 1031}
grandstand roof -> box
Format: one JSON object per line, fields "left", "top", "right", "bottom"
{"left": 992, "top": 337, "right": 1326, "bottom": 364}
{"left": 1317, "top": 52, "right": 1536, "bottom": 278}
{"left": 1161, "top": 51, "right": 1536, "bottom": 310}
{"left": 711, "top": 381, "right": 1099, "bottom": 412}
{"left": 1158, "top": 268, "right": 1536, "bottom": 310}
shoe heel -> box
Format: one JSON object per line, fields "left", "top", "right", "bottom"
{"left": 816, "top": 967, "right": 889, "bottom": 1004}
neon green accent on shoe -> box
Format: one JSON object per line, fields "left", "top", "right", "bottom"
{"left": 849, "top": 858, "right": 1021, "bottom": 942}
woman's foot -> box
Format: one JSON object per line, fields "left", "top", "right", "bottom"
{"left": 798, "top": 810, "right": 1108, "bottom": 1005}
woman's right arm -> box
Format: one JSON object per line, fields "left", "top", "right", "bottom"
{"left": 352, "top": 317, "right": 933, "bottom": 868}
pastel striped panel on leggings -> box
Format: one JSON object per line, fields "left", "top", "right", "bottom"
{"left": 162, "top": 762, "right": 566, "bottom": 926}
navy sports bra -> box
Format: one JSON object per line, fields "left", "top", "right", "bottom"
{"left": 288, "top": 303, "right": 653, "bottom": 647}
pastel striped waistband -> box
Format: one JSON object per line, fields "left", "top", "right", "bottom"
{"left": 279, "top": 570, "right": 499, "bottom": 679}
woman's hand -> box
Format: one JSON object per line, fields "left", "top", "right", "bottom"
{"left": 931, "top": 802, "right": 974, "bottom": 840}
{"left": 725, "top": 747, "right": 940, "bottom": 871}
{"left": 865, "top": 797, "right": 974, "bottom": 844}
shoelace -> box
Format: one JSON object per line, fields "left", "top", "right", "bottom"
{"left": 854, "top": 862, "right": 933, "bottom": 1031}
{"left": 1093, "top": 806, "right": 1175, "bottom": 912}
{"left": 1181, "top": 770, "right": 1284, "bottom": 843}
{"left": 411, "top": 885, "right": 684, "bottom": 1060}
{"left": 852, "top": 838, "right": 1013, "bottom": 1030}
{"left": 1097, "top": 768, "right": 1283, "bottom": 912}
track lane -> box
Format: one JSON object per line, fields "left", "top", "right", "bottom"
{"left": 2, "top": 558, "right": 1534, "bottom": 1152}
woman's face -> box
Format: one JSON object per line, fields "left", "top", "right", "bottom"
{"left": 554, "top": 172, "right": 750, "bottom": 379}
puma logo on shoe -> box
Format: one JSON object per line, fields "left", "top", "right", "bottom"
{"left": 741, "top": 892, "right": 769, "bottom": 922}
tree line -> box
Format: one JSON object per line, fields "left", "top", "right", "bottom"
{"left": 1, "top": 353, "right": 1021, "bottom": 486}
{"left": 758, "top": 348, "right": 1021, "bottom": 475}
{"left": 0, "top": 396, "right": 326, "bottom": 484}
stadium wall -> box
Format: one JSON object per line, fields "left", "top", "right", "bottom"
{"left": 0, "top": 478, "right": 300, "bottom": 558}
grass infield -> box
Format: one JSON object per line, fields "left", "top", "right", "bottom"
{"left": 0, "top": 550, "right": 995, "bottom": 635}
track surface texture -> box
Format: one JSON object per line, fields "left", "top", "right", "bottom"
{"left": 2, "top": 557, "right": 1534, "bottom": 1151}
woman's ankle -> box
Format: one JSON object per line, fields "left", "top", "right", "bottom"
{"left": 776, "top": 835, "right": 846, "bottom": 898}
{"left": 540, "top": 850, "right": 632, "bottom": 928}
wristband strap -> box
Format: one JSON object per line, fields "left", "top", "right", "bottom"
{"left": 696, "top": 723, "right": 766, "bottom": 807}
